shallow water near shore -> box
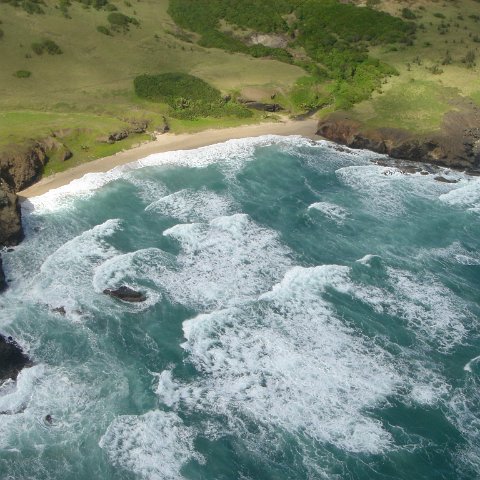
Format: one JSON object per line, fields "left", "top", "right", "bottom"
{"left": 1, "top": 136, "right": 480, "bottom": 479}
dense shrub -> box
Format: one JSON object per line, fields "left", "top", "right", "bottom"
{"left": 1, "top": 0, "right": 45, "bottom": 14}
{"left": 31, "top": 39, "right": 62, "bottom": 55}
{"left": 97, "top": 25, "right": 111, "bottom": 35}
{"left": 401, "top": 8, "right": 416, "bottom": 20}
{"left": 134, "top": 72, "right": 252, "bottom": 119}
{"left": 107, "top": 12, "right": 138, "bottom": 31}
{"left": 134, "top": 73, "right": 221, "bottom": 104}
{"left": 167, "top": 0, "right": 411, "bottom": 111}
{"left": 14, "top": 70, "right": 31, "bottom": 78}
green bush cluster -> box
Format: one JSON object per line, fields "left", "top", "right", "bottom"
{"left": 168, "top": 0, "right": 412, "bottom": 111}
{"left": 96, "top": 25, "right": 111, "bottom": 35}
{"left": 14, "top": 69, "right": 31, "bottom": 77}
{"left": 170, "top": 100, "right": 253, "bottom": 120}
{"left": 134, "top": 73, "right": 222, "bottom": 104}
{"left": 133, "top": 72, "right": 252, "bottom": 120}
{"left": 401, "top": 8, "right": 416, "bottom": 20}
{"left": 31, "top": 39, "right": 63, "bottom": 55}
{"left": 169, "top": 0, "right": 294, "bottom": 61}
{"left": 1, "top": 0, "right": 45, "bottom": 14}
{"left": 74, "top": 0, "right": 115, "bottom": 9}
{"left": 107, "top": 12, "right": 138, "bottom": 31}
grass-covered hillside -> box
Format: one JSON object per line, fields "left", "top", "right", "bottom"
{"left": 0, "top": 0, "right": 304, "bottom": 174}
{"left": 0, "top": 0, "right": 479, "bottom": 177}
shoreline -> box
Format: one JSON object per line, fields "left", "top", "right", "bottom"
{"left": 19, "top": 118, "right": 319, "bottom": 199}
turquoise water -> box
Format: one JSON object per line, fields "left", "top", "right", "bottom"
{"left": 1, "top": 136, "right": 479, "bottom": 479}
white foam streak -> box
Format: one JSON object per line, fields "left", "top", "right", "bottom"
{"left": 163, "top": 214, "right": 292, "bottom": 309}
{"left": 464, "top": 355, "right": 480, "bottom": 372}
{"left": 440, "top": 177, "right": 480, "bottom": 213}
{"left": 26, "top": 135, "right": 316, "bottom": 213}
{"left": 99, "top": 411, "right": 201, "bottom": 480}
{"left": 161, "top": 265, "right": 401, "bottom": 454}
{"left": 146, "top": 189, "right": 234, "bottom": 222}
{"left": 34, "top": 219, "right": 121, "bottom": 313}
{"left": 308, "top": 201, "right": 347, "bottom": 222}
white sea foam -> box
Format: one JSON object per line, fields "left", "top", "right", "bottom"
{"left": 162, "top": 213, "right": 292, "bottom": 309}
{"left": 464, "top": 355, "right": 480, "bottom": 372}
{"left": 336, "top": 164, "right": 466, "bottom": 216}
{"left": 99, "top": 411, "right": 201, "bottom": 480}
{"left": 32, "top": 219, "right": 121, "bottom": 314}
{"left": 124, "top": 174, "right": 170, "bottom": 204}
{"left": 439, "top": 177, "right": 480, "bottom": 213}
{"left": 92, "top": 248, "right": 176, "bottom": 311}
{"left": 385, "top": 269, "right": 469, "bottom": 351}
{"left": 308, "top": 201, "right": 347, "bottom": 222}
{"left": 146, "top": 188, "right": 235, "bottom": 222}
{"left": 446, "top": 381, "right": 480, "bottom": 476}
{"left": 0, "top": 361, "right": 129, "bottom": 455}
{"left": 351, "top": 264, "right": 470, "bottom": 351}
{"left": 156, "top": 265, "right": 400, "bottom": 455}
{"left": 0, "top": 365, "right": 45, "bottom": 415}
{"left": 356, "top": 254, "right": 381, "bottom": 266}
{"left": 424, "top": 242, "right": 480, "bottom": 266}
{"left": 26, "top": 135, "right": 314, "bottom": 214}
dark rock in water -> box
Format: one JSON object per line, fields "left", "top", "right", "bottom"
{"left": 52, "top": 306, "right": 66, "bottom": 316}
{"left": 0, "top": 333, "right": 32, "bottom": 382}
{"left": 0, "top": 255, "right": 6, "bottom": 293}
{"left": 434, "top": 176, "right": 459, "bottom": 183}
{"left": 103, "top": 286, "right": 147, "bottom": 303}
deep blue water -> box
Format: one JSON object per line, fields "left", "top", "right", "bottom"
{"left": 0, "top": 136, "right": 479, "bottom": 479}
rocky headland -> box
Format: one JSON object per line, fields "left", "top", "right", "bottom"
{"left": 317, "top": 106, "right": 480, "bottom": 173}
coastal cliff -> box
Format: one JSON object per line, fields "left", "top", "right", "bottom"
{"left": 0, "top": 181, "right": 24, "bottom": 291}
{"left": 0, "top": 141, "right": 45, "bottom": 287}
{"left": 317, "top": 110, "right": 480, "bottom": 172}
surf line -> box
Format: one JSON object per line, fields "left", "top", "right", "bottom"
{"left": 464, "top": 355, "right": 480, "bottom": 372}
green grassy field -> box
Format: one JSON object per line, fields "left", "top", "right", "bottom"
{"left": 351, "top": 0, "right": 480, "bottom": 132}
{"left": 0, "top": 0, "right": 303, "bottom": 173}
{"left": 1, "top": 0, "right": 480, "bottom": 178}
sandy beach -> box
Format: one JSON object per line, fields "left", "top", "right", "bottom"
{"left": 19, "top": 118, "right": 319, "bottom": 198}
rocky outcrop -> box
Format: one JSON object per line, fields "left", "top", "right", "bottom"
{"left": 0, "top": 256, "right": 6, "bottom": 293}
{"left": 0, "top": 141, "right": 49, "bottom": 192}
{"left": 238, "top": 98, "right": 284, "bottom": 113}
{"left": 317, "top": 111, "right": 480, "bottom": 171}
{"left": 128, "top": 119, "right": 149, "bottom": 134}
{"left": 99, "top": 120, "right": 150, "bottom": 144}
{"left": 0, "top": 333, "right": 32, "bottom": 382}
{"left": 104, "top": 286, "right": 147, "bottom": 302}
{"left": 0, "top": 180, "right": 23, "bottom": 247}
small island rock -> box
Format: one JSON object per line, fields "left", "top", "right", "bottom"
{"left": 103, "top": 286, "right": 147, "bottom": 303}
{"left": 0, "top": 334, "right": 32, "bottom": 382}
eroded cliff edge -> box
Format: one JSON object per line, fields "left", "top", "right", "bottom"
{"left": 0, "top": 141, "right": 48, "bottom": 288}
{"left": 317, "top": 108, "right": 480, "bottom": 173}
{"left": 0, "top": 181, "right": 25, "bottom": 291}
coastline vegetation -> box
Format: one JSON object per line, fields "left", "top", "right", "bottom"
{"left": 133, "top": 73, "right": 252, "bottom": 120}
{"left": 0, "top": 0, "right": 479, "bottom": 178}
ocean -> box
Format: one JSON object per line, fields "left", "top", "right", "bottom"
{"left": 0, "top": 136, "right": 479, "bottom": 479}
